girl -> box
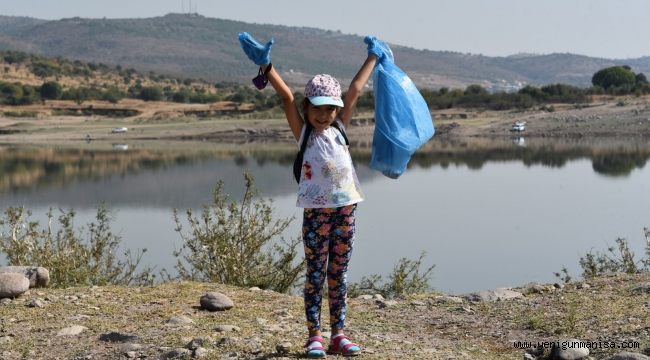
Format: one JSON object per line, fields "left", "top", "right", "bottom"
{"left": 239, "top": 32, "right": 390, "bottom": 358}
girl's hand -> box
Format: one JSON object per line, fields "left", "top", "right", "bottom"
{"left": 364, "top": 36, "right": 393, "bottom": 63}
{"left": 238, "top": 32, "right": 274, "bottom": 65}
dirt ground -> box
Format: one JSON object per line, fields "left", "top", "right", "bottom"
{"left": 1, "top": 96, "right": 650, "bottom": 147}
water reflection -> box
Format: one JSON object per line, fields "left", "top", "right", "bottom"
{"left": 1, "top": 139, "right": 649, "bottom": 293}
{"left": 1, "top": 139, "right": 649, "bottom": 196}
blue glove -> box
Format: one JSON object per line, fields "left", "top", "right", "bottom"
{"left": 238, "top": 32, "right": 274, "bottom": 65}
{"left": 364, "top": 36, "right": 394, "bottom": 63}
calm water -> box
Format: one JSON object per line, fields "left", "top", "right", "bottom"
{"left": 1, "top": 140, "right": 649, "bottom": 294}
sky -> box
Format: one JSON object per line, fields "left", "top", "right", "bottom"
{"left": 1, "top": 0, "right": 649, "bottom": 59}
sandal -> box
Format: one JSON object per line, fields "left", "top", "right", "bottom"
{"left": 328, "top": 334, "right": 361, "bottom": 356}
{"left": 304, "top": 336, "right": 327, "bottom": 358}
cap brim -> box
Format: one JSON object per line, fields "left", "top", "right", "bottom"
{"left": 308, "top": 96, "right": 344, "bottom": 107}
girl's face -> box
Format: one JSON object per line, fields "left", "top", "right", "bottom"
{"left": 306, "top": 104, "right": 339, "bottom": 131}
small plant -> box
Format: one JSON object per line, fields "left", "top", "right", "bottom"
{"left": 578, "top": 228, "right": 650, "bottom": 279}
{"left": 553, "top": 266, "right": 572, "bottom": 284}
{"left": 348, "top": 251, "right": 435, "bottom": 298}
{"left": 0, "top": 205, "right": 153, "bottom": 287}
{"left": 172, "top": 173, "right": 304, "bottom": 293}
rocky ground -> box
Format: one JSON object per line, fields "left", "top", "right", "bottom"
{"left": 1, "top": 273, "right": 650, "bottom": 360}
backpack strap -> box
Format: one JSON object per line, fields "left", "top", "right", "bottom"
{"left": 331, "top": 121, "right": 349, "bottom": 146}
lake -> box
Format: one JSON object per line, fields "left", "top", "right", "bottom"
{"left": 0, "top": 138, "right": 649, "bottom": 294}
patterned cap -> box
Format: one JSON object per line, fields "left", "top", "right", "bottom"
{"left": 304, "top": 74, "right": 344, "bottom": 107}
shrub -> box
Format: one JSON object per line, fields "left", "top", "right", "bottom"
{"left": 139, "top": 86, "right": 164, "bottom": 101}
{"left": 592, "top": 66, "right": 637, "bottom": 90}
{"left": 348, "top": 251, "right": 435, "bottom": 298}
{"left": 172, "top": 173, "right": 304, "bottom": 293}
{"left": 0, "top": 206, "right": 154, "bottom": 287}
{"left": 578, "top": 228, "right": 650, "bottom": 279}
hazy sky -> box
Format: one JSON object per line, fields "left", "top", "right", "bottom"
{"left": 2, "top": 0, "right": 649, "bottom": 59}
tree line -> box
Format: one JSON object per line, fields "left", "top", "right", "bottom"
{"left": 2, "top": 48, "right": 649, "bottom": 112}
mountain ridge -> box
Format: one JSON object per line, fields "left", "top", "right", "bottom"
{"left": 0, "top": 13, "right": 649, "bottom": 89}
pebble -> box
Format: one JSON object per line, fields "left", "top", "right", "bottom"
{"left": 200, "top": 292, "right": 234, "bottom": 311}
{"left": 161, "top": 348, "right": 192, "bottom": 359}
{"left": 356, "top": 294, "right": 373, "bottom": 300}
{"left": 193, "top": 347, "right": 209, "bottom": 358}
{"left": 436, "top": 295, "right": 464, "bottom": 304}
{"left": 166, "top": 315, "right": 194, "bottom": 325}
{"left": 27, "top": 298, "right": 45, "bottom": 308}
{"left": 464, "top": 288, "right": 524, "bottom": 302}
{"left": 57, "top": 325, "right": 88, "bottom": 336}
{"left": 410, "top": 300, "right": 427, "bottom": 306}
{"left": 275, "top": 342, "right": 292, "bottom": 354}
{"left": 214, "top": 325, "right": 241, "bottom": 333}
{"left": 0, "top": 273, "right": 30, "bottom": 298}
{"left": 630, "top": 283, "right": 650, "bottom": 294}
{"left": 376, "top": 299, "right": 398, "bottom": 308}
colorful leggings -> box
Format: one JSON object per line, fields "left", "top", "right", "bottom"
{"left": 302, "top": 204, "right": 357, "bottom": 332}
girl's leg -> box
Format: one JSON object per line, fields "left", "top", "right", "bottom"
{"left": 327, "top": 204, "right": 357, "bottom": 332}
{"left": 302, "top": 207, "right": 332, "bottom": 334}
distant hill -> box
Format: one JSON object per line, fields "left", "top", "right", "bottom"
{"left": 0, "top": 13, "right": 649, "bottom": 89}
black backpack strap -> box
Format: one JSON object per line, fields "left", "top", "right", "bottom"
{"left": 331, "top": 121, "right": 349, "bottom": 145}
{"left": 299, "top": 122, "right": 313, "bottom": 155}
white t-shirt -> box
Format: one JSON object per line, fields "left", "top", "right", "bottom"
{"left": 296, "top": 120, "right": 364, "bottom": 208}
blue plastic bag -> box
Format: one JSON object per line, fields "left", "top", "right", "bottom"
{"left": 370, "top": 58, "right": 435, "bottom": 178}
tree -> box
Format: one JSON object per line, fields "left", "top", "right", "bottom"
{"left": 636, "top": 73, "right": 648, "bottom": 84}
{"left": 40, "top": 81, "right": 63, "bottom": 100}
{"left": 592, "top": 66, "right": 637, "bottom": 89}
{"left": 139, "top": 86, "right": 164, "bottom": 101}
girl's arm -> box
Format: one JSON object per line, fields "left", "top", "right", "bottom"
{"left": 340, "top": 55, "right": 377, "bottom": 128}
{"left": 261, "top": 64, "right": 303, "bottom": 141}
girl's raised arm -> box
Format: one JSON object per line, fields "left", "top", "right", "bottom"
{"left": 340, "top": 55, "right": 376, "bottom": 127}
{"left": 261, "top": 64, "right": 303, "bottom": 141}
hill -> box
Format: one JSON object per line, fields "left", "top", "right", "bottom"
{"left": 1, "top": 14, "right": 649, "bottom": 89}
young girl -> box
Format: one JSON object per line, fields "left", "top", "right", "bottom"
{"left": 239, "top": 32, "right": 390, "bottom": 358}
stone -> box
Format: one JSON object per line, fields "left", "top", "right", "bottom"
{"left": 27, "top": 298, "right": 45, "bottom": 308}
{"left": 465, "top": 288, "right": 524, "bottom": 302}
{"left": 166, "top": 315, "right": 194, "bottom": 325}
{"left": 193, "top": 347, "right": 209, "bottom": 358}
{"left": 0, "top": 266, "right": 49, "bottom": 288}
{"left": 606, "top": 352, "right": 650, "bottom": 360}
{"left": 99, "top": 332, "right": 139, "bottom": 343}
{"left": 630, "top": 283, "right": 650, "bottom": 294}
{"left": 186, "top": 337, "right": 210, "bottom": 350}
{"left": 552, "top": 339, "right": 589, "bottom": 360}
{"left": 161, "top": 348, "right": 192, "bottom": 359}
{"left": 276, "top": 342, "right": 292, "bottom": 354}
{"left": 0, "top": 273, "right": 30, "bottom": 298}
{"left": 356, "top": 294, "right": 373, "bottom": 300}
{"left": 200, "top": 292, "right": 234, "bottom": 311}
{"left": 410, "top": 300, "right": 427, "bottom": 306}
{"left": 57, "top": 325, "right": 88, "bottom": 336}
{"left": 436, "top": 295, "right": 464, "bottom": 304}
{"left": 376, "top": 299, "right": 398, "bottom": 308}
{"left": 214, "top": 325, "right": 241, "bottom": 333}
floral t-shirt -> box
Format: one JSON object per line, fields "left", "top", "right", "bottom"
{"left": 296, "top": 120, "right": 364, "bottom": 208}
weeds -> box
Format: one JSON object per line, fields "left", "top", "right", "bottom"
{"left": 0, "top": 205, "right": 154, "bottom": 287}
{"left": 348, "top": 251, "right": 435, "bottom": 298}
{"left": 172, "top": 173, "right": 304, "bottom": 293}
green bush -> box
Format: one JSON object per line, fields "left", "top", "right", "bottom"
{"left": 172, "top": 173, "right": 304, "bottom": 293}
{"left": 40, "top": 81, "right": 63, "bottom": 100}
{"left": 348, "top": 251, "right": 435, "bottom": 298}
{"left": 0, "top": 206, "right": 154, "bottom": 287}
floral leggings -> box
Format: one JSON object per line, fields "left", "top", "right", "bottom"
{"left": 302, "top": 204, "right": 357, "bottom": 332}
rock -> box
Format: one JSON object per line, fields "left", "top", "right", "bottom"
{"left": 200, "top": 292, "right": 234, "bottom": 311}
{"left": 214, "top": 325, "right": 240, "bottom": 333}
{"left": 166, "top": 315, "right": 194, "bottom": 325}
{"left": 436, "top": 295, "right": 464, "bottom": 304}
{"left": 0, "top": 273, "right": 30, "bottom": 298}
{"left": 0, "top": 336, "right": 13, "bottom": 345}
{"left": 356, "top": 294, "right": 373, "bottom": 300}
{"left": 193, "top": 347, "right": 210, "bottom": 358}
{"left": 0, "top": 298, "right": 11, "bottom": 305}
{"left": 376, "top": 299, "right": 398, "bottom": 308}
{"left": 119, "top": 343, "right": 143, "bottom": 352}
{"left": 576, "top": 283, "right": 591, "bottom": 290}
{"left": 99, "top": 332, "right": 139, "bottom": 342}
{"left": 124, "top": 351, "right": 137, "bottom": 358}
{"left": 249, "top": 287, "right": 262, "bottom": 291}
{"left": 606, "top": 352, "right": 650, "bottom": 360}
{"left": 276, "top": 342, "right": 292, "bottom": 354}
{"left": 26, "top": 298, "right": 45, "bottom": 308}
{"left": 0, "top": 266, "right": 49, "bottom": 288}
{"left": 161, "top": 348, "right": 192, "bottom": 359}
{"left": 465, "top": 288, "right": 524, "bottom": 302}
{"left": 57, "top": 325, "right": 88, "bottom": 336}
{"left": 186, "top": 337, "right": 210, "bottom": 350}
{"left": 524, "top": 282, "right": 550, "bottom": 294}
{"left": 410, "top": 300, "right": 427, "bottom": 306}
{"left": 630, "top": 283, "right": 650, "bottom": 294}
{"left": 553, "top": 283, "right": 565, "bottom": 289}
{"left": 552, "top": 339, "right": 589, "bottom": 360}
